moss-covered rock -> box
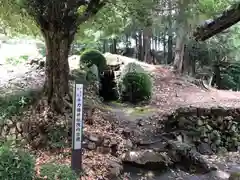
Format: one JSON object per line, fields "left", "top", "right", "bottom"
{"left": 80, "top": 49, "right": 107, "bottom": 73}
{"left": 119, "top": 62, "right": 145, "bottom": 81}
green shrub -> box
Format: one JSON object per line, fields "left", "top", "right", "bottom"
{"left": 119, "top": 72, "right": 152, "bottom": 103}
{"left": 0, "top": 89, "right": 40, "bottom": 120}
{"left": 40, "top": 163, "right": 78, "bottom": 180}
{"left": 0, "top": 146, "right": 35, "bottom": 180}
{"left": 80, "top": 49, "right": 106, "bottom": 73}
{"left": 119, "top": 62, "right": 145, "bottom": 81}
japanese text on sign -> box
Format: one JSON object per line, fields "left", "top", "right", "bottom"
{"left": 74, "top": 84, "right": 83, "bottom": 149}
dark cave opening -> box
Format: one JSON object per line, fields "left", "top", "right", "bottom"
{"left": 99, "top": 70, "right": 119, "bottom": 101}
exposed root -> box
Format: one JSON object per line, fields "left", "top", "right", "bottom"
{"left": 63, "top": 97, "right": 72, "bottom": 109}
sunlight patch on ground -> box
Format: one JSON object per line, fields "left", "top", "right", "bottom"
{"left": 106, "top": 101, "right": 156, "bottom": 117}
{"left": 0, "top": 43, "right": 40, "bottom": 64}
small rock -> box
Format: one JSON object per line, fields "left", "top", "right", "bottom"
{"left": 122, "top": 139, "right": 133, "bottom": 149}
{"left": 197, "top": 142, "right": 214, "bottom": 155}
{"left": 122, "top": 128, "right": 132, "bottom": 138}
{"left": 106, "top": 158, "right": 123, "bottom": 178}
{"left": 97, "top": 147, "right": 111, "bottom": 154}
{"left": 39, "top": 60, "right": 45, "bottom": 68}
{"left": 224, "top": 116, "right": 233, "bottom": 121}
{"left": 197, "top": 119, "right": 204, "bottom": 126}
{"left": 103, "top": 138, "right": 111, "bottom": 147}
{"left": 87, "top": 142, "right": 96, "bottom": 150}
{"left": 207, "top": 170, "right": 230, "bottom": 179}
{"left": 137, "top": 119, "right": 144, "bottom": 126}
{"left": 88, "top": 134, "right": 102, "bottom": 144}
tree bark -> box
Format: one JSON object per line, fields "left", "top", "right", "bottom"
{"left": 143, "top": 26, "right": 152, "bottom": 63}
{"left": 167, "top": 0, "right": 173, "bottom": 64}
{"left": 138, "top": 31, "right": 144, "bottom": 61}
{"left": 42, "top": 30, "right": 74, "bottom": 113}
{"left": 173, "top": 35, "right": 185, "bottom": 73}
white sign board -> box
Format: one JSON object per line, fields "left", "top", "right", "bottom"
{"left": 73, "top": 83, "right": 83, "bottom": 150}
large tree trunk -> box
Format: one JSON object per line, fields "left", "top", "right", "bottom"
{"left": 42, "top": 30, "right": 74, "bottom": 113}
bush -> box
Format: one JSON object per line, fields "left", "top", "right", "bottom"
{"left": 80, "top": 49, "right": 107, "bottom": 73}
{"left": 0, "top": 146, "right": 35, "bottom": 180}
{"left": 39, "top": 163, "right": 78, "bottom": 180}
{"left": 119, "top": 72, "right": 152, "bottom": 103}
{"left": 119, "top": 62, "right": 145, "bottom": 81}
{"left": 0, "top": 89, "right": 40, "bottom": 120}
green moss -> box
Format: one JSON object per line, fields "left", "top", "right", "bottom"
{"left": 80, "top": 49, "right": 107, "bottom": 73}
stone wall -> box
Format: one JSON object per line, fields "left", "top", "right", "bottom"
{"left": 165, "top": 106, "right": 240, "bottom": 155}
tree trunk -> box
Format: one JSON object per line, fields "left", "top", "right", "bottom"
{"left": 163, "top": 32, "right": 167, "bottom": 64}
{"left": 173, "top": 35, "right": 185, "bottom": 73}
{"left": 214, "top": 63, "right": 221, "bottom": 89}
{"left": 143, "top": 27, "right": 152, "bottom": 63}
{"left": 135, "top": 32, "right": 138, "bottom": 59}
{"left": 138, "top": 31, "right": 144, "bottom": 61}
{"left": 42, "top": 30, "right": 74, "bottom": 113}
{"left": 113, "top": 38, "right": 117, "bottom": 53}
{"left": 103, "top": 39, "right": 107, "bottom": 53}
{"left": 167, "top": 0, "right": 173, "bottom": 64}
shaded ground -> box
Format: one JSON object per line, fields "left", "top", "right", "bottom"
{"left": 1, "top": 55, "right": 240, "bottom": 179}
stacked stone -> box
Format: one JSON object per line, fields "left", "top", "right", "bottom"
{"left": 165, "top": 107, "right": 240, "bottom": 154}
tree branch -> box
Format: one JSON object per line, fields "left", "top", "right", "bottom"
{"left": 76, "top": 0, "right": 106, "bottom": 26}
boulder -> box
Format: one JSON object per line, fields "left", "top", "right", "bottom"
{"left": 121, "top": 149, "right": 172, "bottom": 170}
{"left": 166, "top": 140, "right": 217, "bottom": 174}
{"left": 106, "top": 157, "right": 123, "bottom": 179}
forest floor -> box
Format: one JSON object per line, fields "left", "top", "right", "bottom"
{"left": 1, "top": 54, "right": 240, "bottom": 179}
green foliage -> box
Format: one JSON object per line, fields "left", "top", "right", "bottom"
{"left": 5, "top": 55, "right": 29, "bottom": 65}
{"left": 220, "top": 62, "right": 240, "bottom": 90}
{"left": 0, "top": 146, "right": 35, "bottom": 180}
{"left": 80, "top": 49, "right": 107, "bottom": 73}
{"left": 47, "top": 123, "right": 69, "bottom": 149}
{"left": 119, "top": 62, "right": 145, "bottom": 80}
{"left": 229, "top": 172, "right": 240, "bottom": 180}
{"left": 39, "top": 163, "right": 78, "bottom": 180}
{"left": 36, "top": 42, "right": 46, "bottom": 56}
{"left": 0, "top": 89, "right": 40, "bottom": 120}
{"left": 119, "top": 72, "right": 152, "bottom": 103}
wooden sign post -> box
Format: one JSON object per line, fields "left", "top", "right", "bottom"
{"left": 71, "top": 82, "right": 83, "bottom": 174}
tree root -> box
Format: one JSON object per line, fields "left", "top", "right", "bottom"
{"left": 63, "top": 97, "right": 72, "bottom": 109}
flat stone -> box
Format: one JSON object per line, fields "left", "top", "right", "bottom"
{"left": 121, "top": 150, "right": 171, "bottom": 170}
{"left": 87, "top": 142, "right": 96, "bottom": 150}
{"left": 88, "top": 134, "right": 102, "bottom": 144}
{"left": 197, "top": 142, "right": 214, "bottom": 155}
